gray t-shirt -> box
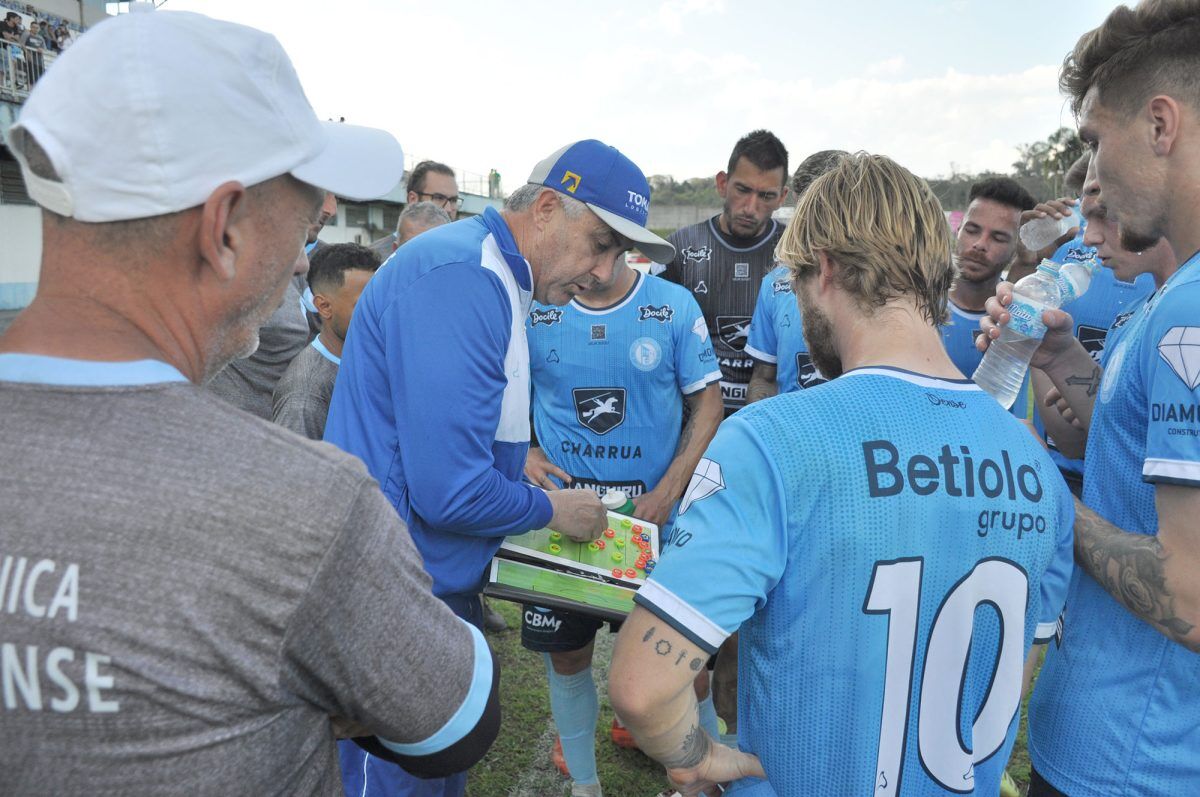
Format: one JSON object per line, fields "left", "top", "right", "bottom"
{"left": 208, "top": 276, "right": 312, "bottom": 419}
{"left": 0, "top": 374, "right": 480, "bottom": 795}
{"left": 273, "top": 341, "right": 339, "bottom": 440}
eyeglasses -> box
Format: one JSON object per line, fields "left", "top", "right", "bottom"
{"left": 415, "top": 191, "right": 463, "bottom": 209}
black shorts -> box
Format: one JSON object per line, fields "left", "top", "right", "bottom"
{"left": 519, "top": 604, "right": 621, "bottom": 653}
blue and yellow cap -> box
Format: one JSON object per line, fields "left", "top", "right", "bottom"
{"left": 527, "top": 139, "right": 675, "bottom": 263}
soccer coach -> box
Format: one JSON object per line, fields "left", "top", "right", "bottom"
{"left": 325, "top": 140, "right": 676, "bottom": 797}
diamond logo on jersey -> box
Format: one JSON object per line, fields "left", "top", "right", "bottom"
{"left": 691, "top": 316, "right": 709, "bottom": 342}
{"left": 591, "top": 324, "right": 607, "bottom": 341}
{"left": 530, "top": 308, "right": 563, "bottom": 326}
{"left": 796, "top": 354, "right": 827, "bottom": 389}
{"left": 682, "top": 245, "right": 712, "bottom": 264}
{"left": 716, "top": 316, "right": 751, "bottom": 351}
{"left": 679, "top": 458, "right": 724, "bottom": 515}
{"left": 1157, "top": 326, "right": 1200, "bottom": 390}
{"left": 733, "top": 262, "right": 750, "bottom": 281}
{"left": 772, "top": 276, "right": 792, "bottom": 294}
{"left": 694, "top": 280, "right": 708, "bottom": 294}
{"left": 573, "top": 388, "right": 627, "bottom": 435}
{"left": 638, "top": 304, "right": 675, "bottom": 323}
{"left": 1076, "top": 325, "right": 1108, "bottom": 363}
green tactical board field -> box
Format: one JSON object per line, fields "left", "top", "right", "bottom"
{"left": 484, "top": 511, "right": 660, "bottom": 621}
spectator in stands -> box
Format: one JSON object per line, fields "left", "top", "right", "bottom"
{"left": 273, "top": 244, "right": 381, "bottom": 440}
{"left": 394, "top": 200, "right": 451, "bottom": 250}
{"left": 21, "top": 21, "right": 45, "bottom": 49}
{"left": 406, "top": 159, "right": 461, "bottom": 219}
{"left": 1, "top": 13, "right": 23, "bottom": 44}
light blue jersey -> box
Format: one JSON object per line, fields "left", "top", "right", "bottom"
{"left": 1029, "top": 254, "right": 1200, "bottom": 796}
{"left": 637, "top": 367, "right": 1074, "bottom": 796}
{"left": 528, "top": 272, "right": 720, "bottom": 502}
{"left": 941, "top": 301, "right": 1031, "bottom": 419}
{"left": 1033, "top": 232, "right": 1155, "bottom": 477}
{"left": 745, "top": 267, "right": 827, "bottom": 393}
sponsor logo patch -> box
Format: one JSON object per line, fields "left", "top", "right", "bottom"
{"left": 638, "top": 304, "right": 675, "bottom": 323}
{"left": 1157, "top": 326, "right": 1200, "bottom": 389}
{"left": 796, "top": 353, "right": 827, "bottom": 389}
{"left": 733, "top": 262, "right": 750, "bottom": 281}
{"left": 679, "top": 458, "right": 725, "bottom": 515}
{"left": 682, "top": 245, "right": 712, "bottom": 264}
{"left": 716, "top": 316, "right": 752, "bottom": 350}
{"left": 530, "top": 307, "right": 563, "bottom": 326}
{"left": 591, "top": 324, "right": 607, "bottom": 341}
{"left": 573, "top": 387, "right": 627, "bottom": 435}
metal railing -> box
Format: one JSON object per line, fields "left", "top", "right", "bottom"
{"left": 0, "top": 41, "right": 57, "bottom": 101}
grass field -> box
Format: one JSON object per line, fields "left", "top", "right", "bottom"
{"left": 471, "top": 600, "right": 1040, "bottom": 797}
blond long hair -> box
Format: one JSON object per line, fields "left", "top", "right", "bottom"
{"left": 775, "top": 152, "right": 953, "bottom": 326}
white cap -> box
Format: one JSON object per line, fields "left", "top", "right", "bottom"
{"left": 6, "top": 10, "right": 403, "bottom": 222}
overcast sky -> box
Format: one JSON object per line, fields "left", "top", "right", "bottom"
{"left": 163, "top": 0, "right": 1116, "bottom": 193}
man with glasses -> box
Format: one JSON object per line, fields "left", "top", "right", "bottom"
{"left": 406, "top": 160, "right": 462, "bottom": 219}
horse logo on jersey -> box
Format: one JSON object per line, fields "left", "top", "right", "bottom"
{"left": 716, "top": 316, "right": 752, "bottom": 351}
{"left": 796, "top": 354, "right": 827, "bottom": 389}
{"left": 530, "top": 308, "right": 563, "bottom": 327}
{"left": 573, "top": 388, "right": 627, "bottom": 435}
{"left": 679, "top": 458, "right": 724, "bottom": 515}
{"left": 638, "top": 305, "right": 675, "bottom": 323}
{"left": 1111, "top": 309, "right": 1136, "bottom": 330}
{"left": 682, "top": 245, "right": 712, "bottom": 265}
{"left": 1157, "top": 326, "right": 1200, "bottom": 389}
{"left": 1076, "top": 325, "right": 1108, "bottom": 363}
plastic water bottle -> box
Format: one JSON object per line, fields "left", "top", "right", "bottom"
{"left": 601, "top": 490, "right": 636, "bottom": 515}
{"left": 1056, "top": 255, "right": 1099, "bottom": 304}
{"left": 1019, "top": 207, "right": 1082, "bottom": 252}
{"left": 973, "top": 261, "right": 1063, "bottom": 409}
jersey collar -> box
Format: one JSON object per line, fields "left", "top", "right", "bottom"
{"left": 841, "top": 365, "right": 981, "bottom": 391}
{"left": 0, "top": 353, "right": 189, "bottom": 386}
{"left": 481, "top": 206, "right": 533, "bottom": 293}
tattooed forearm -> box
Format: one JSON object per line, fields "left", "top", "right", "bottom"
{"left": 1065, "top": 364, "right": 1103, "bottom": 398}
{"left": 661, "top": 724, "right": 712, "bottom": 770}
{"left": 1075, "top": 502, "right": 1196, "bottom": 644}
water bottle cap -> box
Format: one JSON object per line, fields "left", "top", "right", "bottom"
{"left": 601, "top": 491, "right": 627, "bottom": 510}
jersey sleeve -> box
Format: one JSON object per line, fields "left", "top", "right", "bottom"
{"left": 1035, "top": 483, "right": 1076, "bottom": 642}
{"left": 381, "top": 264, "right": 551, "bottom": 535}
{"left": 1141, "top": 287, "right": 1200, "bottom": 486}
{"left": 673, "top": 293, "right": 721, "bottom": 395}
{"left": 280, "top": 479, "right": 499, "bottom": 773}
{"left": 633, "top": 417, "right": 788, "bottom": 654}
{"left": 744, "top": 275, "right": 778, "bottom": 364}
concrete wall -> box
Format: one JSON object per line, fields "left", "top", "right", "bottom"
{"left": 647, "top": 206, "right": 721, "bottom": 233}
{"left": 0, "top": 204, "right": 40, "bottom": 309}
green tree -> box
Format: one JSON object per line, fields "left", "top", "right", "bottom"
{"left": 1012, "top": 126, "right": 1085, "bottom": 199}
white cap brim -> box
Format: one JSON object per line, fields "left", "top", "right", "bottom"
{"left": 290, "top": 121, "right": 404, "bottom": 201}
{"left": 588, "top": 204, "right": 675, "bottom": 263}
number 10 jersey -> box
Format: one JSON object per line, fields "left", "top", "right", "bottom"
{"left": 635, "top": 367, "right": 1075, "bottom": 796}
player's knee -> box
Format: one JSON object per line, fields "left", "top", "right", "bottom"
{"left": 549, "top": 644, "right": 594, "bottom": 675}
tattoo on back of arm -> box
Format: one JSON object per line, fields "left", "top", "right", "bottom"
{"left": 662, "top": 724, "right": 711, "bottom": 770}
{"left": 1078, "top": 507, "right": 1196, "bottom": 643}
